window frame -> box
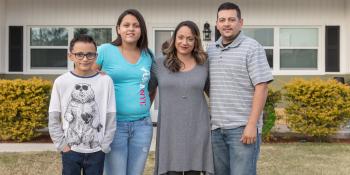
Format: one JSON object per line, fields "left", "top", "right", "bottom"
{"left": 242, "top": 26, "right": 274, "bottom": 69}
{"left": 22, "top": 25, "right": 114, "bottom": 74}
{"left": 243, "top": 26, "right": 323, "bottom": 75}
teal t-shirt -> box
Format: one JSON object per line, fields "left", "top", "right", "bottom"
{"left": 96, "top": 43, "right": 152, "bottom": 121}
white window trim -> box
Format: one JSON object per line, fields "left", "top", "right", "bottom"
{"left": 26, "top": 26, "right": 69, "bottom": 74}
{"left": 244, "top": 25, "right": 323, "bottom": 75}
{"left": 5, "top": 25, "right": 115, "bottom": 75}
{"left": 152, "top": 27, "right": 174, "bottom": 53}
{"left": 275, "top": 26, "right": 323, "bottom": 75}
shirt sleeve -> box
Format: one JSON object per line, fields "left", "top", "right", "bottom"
{"left": 247, "top": 43, "right": 273, "bottom": 86}
{"left": 48, "top": 81, "right": 67, "bottom": 151}
{"left": 107, "top": 77, "right": 116, "bottom": 114}
{"left": 49, "top": 112, "right": 67, "bottom": 151}
{"left": 101, "top": 77, "right": 117, "bottom": 153}
{"left": 96, "top": 45, "right": 105, "bottom": 67}
{"left": 49, "top": 81, "right": 61, "bottom": 113}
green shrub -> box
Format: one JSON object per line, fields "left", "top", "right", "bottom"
{"left": 0, "top": 78, "right": 52, "bottom": 142}
{"left": 283, "top": 78, "right": 350, "bottom": 138}
{"left": 262, "top": 88, "right": 282, "bottom": 141}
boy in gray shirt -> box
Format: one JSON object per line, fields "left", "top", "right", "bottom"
{"left": 49, "top": 35, "right": 116, "bottom": 175}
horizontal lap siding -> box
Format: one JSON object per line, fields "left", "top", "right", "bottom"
{"left": 6, "top": 0, "right": 346, "bottom": 25}
{"left": 0, "top": 0, "right": 5, "bottom": 73}
{"left": 2, "top": 0, "right": 349, "bottom": 73}
{"left": 346, "top": 0, "right": 350, "bottom": 73}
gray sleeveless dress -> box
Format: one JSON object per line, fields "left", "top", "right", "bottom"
{"left": 149, "top": 57, "right": 214, "bottom": 175}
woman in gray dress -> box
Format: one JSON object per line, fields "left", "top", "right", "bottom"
{"left": 149, "top": 21, "right": 213, "bottom": 175}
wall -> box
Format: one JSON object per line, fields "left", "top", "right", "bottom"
{"left": 0, "top": 0, "right": 5, "bottom": 74}
{"left": 345, "top": 0, "right": 350, "bottom": 73}
{"left": 1, "top": 0, "right": 348, "bottom": 75}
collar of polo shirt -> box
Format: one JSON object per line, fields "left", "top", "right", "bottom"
{"left": 216, "top": 31, "right": 245, "bottom": 49}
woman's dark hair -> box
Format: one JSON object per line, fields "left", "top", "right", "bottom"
{"left": 163, "top": 20, "right": 207, "bottom": 72}
{"left": 111, "top": 9, "right": 153, "bottom": 59}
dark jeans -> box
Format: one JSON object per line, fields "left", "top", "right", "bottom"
{"left": 62, "top": 150, "right": 105, "bottom": 175}
{"left": 165, "top": 171, "right": 202, "bottom": 175}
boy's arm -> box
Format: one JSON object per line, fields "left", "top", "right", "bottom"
{"left": 101, "top": 78, "right": 117, "bottom": 153}
{"left": 101, "top": 112, "right": 116, "bottom": 153}
{"left": 48, "top": 112, "right": 68, "bottom": 151}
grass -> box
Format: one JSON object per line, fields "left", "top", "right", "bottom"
{"left": 0, "top": 143, "right": 350, "bottom": 175}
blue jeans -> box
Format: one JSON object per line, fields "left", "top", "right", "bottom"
{"left": 211, "top": 126, "right": 261, "bottom": 175}
{"left": 62, "top": 150, "right": 105, "bottom": 175}
{"left": 104, "top": 117, "right": 153, "bottom": 175}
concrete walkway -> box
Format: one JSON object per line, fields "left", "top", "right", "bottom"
{"left": 0, "top": 128, "right": 157, "bottom": 152}
{"left": 0, "top": 143, "right": 56, "bottom": 152}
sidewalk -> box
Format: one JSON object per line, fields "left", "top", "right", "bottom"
{"left": 0, "top": 127, "right": 157, "bottom": 152}
{"left": 0, "top": 143, "right": 56, "bottom": 152}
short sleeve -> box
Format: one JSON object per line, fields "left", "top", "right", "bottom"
{"left": 96, "top": 45, "right": 105, "bottom": 67}
{"left": 49, "top": 80, "right": 61, "bottom": 113}
{"left": 247, "top": 44, "right": 273, "bottom": 86}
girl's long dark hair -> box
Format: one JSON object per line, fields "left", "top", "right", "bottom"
{"left": 111, "top": 9, "right": 153, "bottom": 59}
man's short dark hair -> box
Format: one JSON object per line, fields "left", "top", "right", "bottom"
{"left": 69, "top": 34, "right": 97, "bottom": 52}
{"left": 217, "top": 2, "right": 241, "bottom": 19}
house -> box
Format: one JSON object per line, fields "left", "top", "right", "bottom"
{"left": 1, "top": 0, "right": 350, "bottom": 127}
{"left": 1, "top": 0, "right": 349, "bottom": 84}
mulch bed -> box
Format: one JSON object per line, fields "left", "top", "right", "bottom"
{"left": 264, "top": 133, "right": 350, "bottom": 144}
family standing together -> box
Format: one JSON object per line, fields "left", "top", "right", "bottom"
{"left": 49, "top": 2, "right": 273, "bottom": 175}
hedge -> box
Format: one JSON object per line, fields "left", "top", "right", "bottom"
{"left": 0, "top": 78, "right": 52, "bottom": 142}
{"left": 283, "top": 78, "right": 350, "bottom": 138}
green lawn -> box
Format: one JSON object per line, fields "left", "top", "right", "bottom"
{"left": 1, "top": 143, "right": 349, "bottom": 175}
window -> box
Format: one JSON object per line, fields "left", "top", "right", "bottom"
{"left": 27, "top": 26, "right": 113, "bottom": 73}
{"left": 279, "top": 28, "right": 318, "bottom": 69}
{"left": 29, "top": 27, "right": 68, "bottom": 69}
{"left": 243, "top": 27, "right": 320, "bottom": 73}
{"left": 243, "top": 28, "right": 274, "bottom": 68}
{"left": 74, "top": 28, "right": 112, "bottom": 46}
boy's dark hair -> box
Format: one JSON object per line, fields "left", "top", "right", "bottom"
{"left": 217, "top": 2, "right": 241, "bottom": 19}
{"left": 112, "top": 9, "right": 154, "bottom": 59}
{"left": 69, "top": 34, "right": 97, "bottom": 52}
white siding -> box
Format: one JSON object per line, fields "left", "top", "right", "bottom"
{"left": 346, "top": 0, "right": 350, "bottom": 73}
{"left": 0, "top": 0, "right": 5, "bottom": 73}
{"left": 2, "top": 0, "right": 350, "bottom": 74}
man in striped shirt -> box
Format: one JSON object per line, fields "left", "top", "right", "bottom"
{"left": 207, "top": 2, "right": 273, "bottom": 175}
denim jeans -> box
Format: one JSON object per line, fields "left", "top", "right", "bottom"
{"left": 104, "top": 117, "right": 153, "bottom": 175}
{"left": 164, "top": 171, "right": 202, "bottom": 175}
{"left": 211, "top": 126, "right": 261, "bottom": 175}
{"left": 62, "top": 150, "right": 105, "bottom": 175}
